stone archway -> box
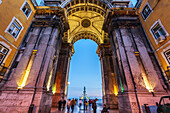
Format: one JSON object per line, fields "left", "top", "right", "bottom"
{"left": 0, "top": 0, "right": 168, "bottom": 113}
{"left": 51, "top": 0, "right": 119, "bottom": 109}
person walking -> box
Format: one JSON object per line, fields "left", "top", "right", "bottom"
{"left": 67, "top": 99, "right": 71, "bottom": 113}
{"left": 85, "top": 100, "right": 88, "bottom": 110}
{"left": 79, "top": 99, "right": 82, "bottom": 109}
{"left": 70, "top": 98, "right": 76, "bottom": 113}
{"left": 83, "top": 99, "right": 86, "bottom": 111}
{"left": 88, "top": 99, "right": 92, "bottom": 106}
{"left": 92, "top": 100, "right": 97, "bottom": 113}
{"left": 63, "top": 97, "right": 66, "bottom": 110}
{"left": 58, "top": 98, "right": 63, "bottom": 111}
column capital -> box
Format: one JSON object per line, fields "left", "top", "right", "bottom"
{"left": 32, "top": 7, "right": 69, "bottom": 33}
{"left": 59, "top": 43, "right": 73, "bottom": 58}
{"left": 103, "top": 8, "right": 139, "bottom": 33}
{"left": 97, "top": 44, "right": 112, "bottom": 58}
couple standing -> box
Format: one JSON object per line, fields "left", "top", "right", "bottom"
{"left": 58, "top": 97, "right": 66, "bottom": 111}
{"left": 67, "top": 98, "right": 76, "bottom": 113}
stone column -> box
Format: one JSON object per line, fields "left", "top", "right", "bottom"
{"left": 131, "top": 27, "right": 164, "bottom": 91}
{"left": 26, "top": 27, "right": 53, "bottom": 86}
{"left": 52, "top": 43, "right": 72, "bottom": 107}
{"left": 113, "top": 28, "right": 143, "bottom": 113}
{"left": 98, "top": 44, "right": 118, "bottom": 109}
{"left": 4, "top": 27, "right": 41, "bottom": 88}
{"left": 0, "top": 27, "right": 42, "bottom": 113}
{"left": 24, "top": 27, "right": 60, "bottom": 113}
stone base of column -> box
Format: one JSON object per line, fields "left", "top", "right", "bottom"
{"left": 52, "top": 93, "right": 62, "bottom": 107}
{"left": 32, "top": 91, "right": 53, "bottom": 113}
{"left": 102, "top": 95, "right": 106, "bottom": 104}
{"left": 118, "top": 91, "right": 169, "bottom": 113}
{"left": 103, "top": 94, "right": 118, "bottom": 109}
{"left": 52, "top": 93, "right": 67, "bottom": 107}
{"left": 118, "top": 92, "right": 136, "bottom": 113}
{"left": 137, "top": 91, "right": 168, "bottom": 113}
{"left": 0, "top": 89, "right": 33, "bottom": 113}
{"left": 0, "top": 88, "right": 53, "bottom": 113}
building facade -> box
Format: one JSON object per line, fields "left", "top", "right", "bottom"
{"left": 138, "top": 0, "right": 170, "bottom": 86}
{"left": 0, "top": 0, "right": 169, "bottom": 113}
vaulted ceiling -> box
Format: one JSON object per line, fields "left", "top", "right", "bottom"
{"left": 63, "top": 0, "right": 110, "bottom": 45}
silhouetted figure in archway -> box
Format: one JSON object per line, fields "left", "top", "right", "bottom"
{"left": 85, "top": 100, "right": 88, "bottom": 110}
{"left": 63, "top": 97, "right": 66, "bottom": 110}
{"left": 58, "top": 98, "right": 63, "bottom": 111}
{"left": 70, "top": 98, "right": 76, "bottom": 113}
{"left": 92, "top": 100, "right": 97, "bottom": 113}
{"left": 79, "top": 99, "right": 82, "bottom": 109}
{"left": 67, "top": 99, "right": 71, "bottom": 113}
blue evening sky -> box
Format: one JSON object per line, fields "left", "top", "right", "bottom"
{"left": 35, "top": 0, "right": 138, "bottom": 98}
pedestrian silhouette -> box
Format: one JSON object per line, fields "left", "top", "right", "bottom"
{"left": 67, "top": 99, "right": 71, "bottom": 113}
{"left": 70, "top": 98, "right": 76, "bottom": 113}
{"left": 58, "top": 98, "right": 63, "bottom": 111}
{"left": 92, "top": 100, "right": 97, "bottom": 113}
{"left": 63, "top": 97, "right": 66, "bottom": 110}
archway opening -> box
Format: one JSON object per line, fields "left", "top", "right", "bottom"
{"left": 68, "top": 39, "right": 102, "bottom": 99}
{"left": 68, "top": 39, "right": 103, "bottom": 111}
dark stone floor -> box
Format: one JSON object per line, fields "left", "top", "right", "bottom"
{"left": 51, "top": 104, "right": 119, "bottom": 113}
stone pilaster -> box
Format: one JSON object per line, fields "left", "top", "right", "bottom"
{"left": 26, "top": 27, "right": 60, "bottom": 113}
{"left": 26, "top": 27, "right": 53, "bottom": 87}
{"left": 98, "top": 44, "right": 118, "bottom": 109}
{"left": 52, "top": 43, "right": 72, "bottom": 107}
{"left": 131, "top": 27, "right": 164, "bottom": 91}
{"left": 4, "top": 27, "right": 41, "bottom": 88}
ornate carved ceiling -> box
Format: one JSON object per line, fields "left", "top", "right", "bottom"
{"left": 62, "top": 0, "right": 109, "bottom": 45}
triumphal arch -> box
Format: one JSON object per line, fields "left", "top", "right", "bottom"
{"left": 0, "top": 0, "right": 169, "bottom": 113}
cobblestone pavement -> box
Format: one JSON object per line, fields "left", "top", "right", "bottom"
{"left": 51, "top": 104, "right": 119, "bottom": 113}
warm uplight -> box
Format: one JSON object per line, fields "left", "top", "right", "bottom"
{"left": 17, "top": 86, "right": 23, "bottom": 89}
{"left": 20, "top": 70, "right": 30, "bottom": 88}
{"left": 47, "top": 69, "right": 53, "bottom": 91}
{"left": 142, "top": 73, "right": 153, "bottom": 92}
{"left": 52, "top": 84, "right": 56, "bottom": 94}
{"left": 149, "top": 89, "right": 154, "bottom": 93}
{"left": 114, "top": 84, "right": 119, "bottom": 97}
{"left": 18, "top": 50, "right": 36, "bottom": 89}
{"left": 65, "top": 85, "right": 68, "bottom": 95}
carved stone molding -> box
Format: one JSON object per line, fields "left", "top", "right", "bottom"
{"left": 32, "top": 6, "right": 69, "bottom": 33}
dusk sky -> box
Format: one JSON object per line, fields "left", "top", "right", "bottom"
{"left": 35, "top": 0, "right": 138, "bottom": 98}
